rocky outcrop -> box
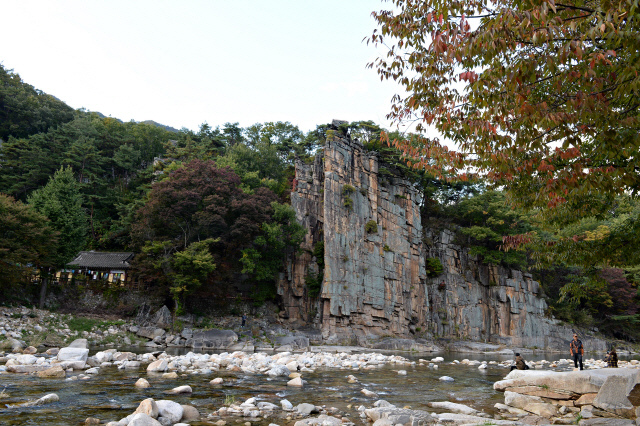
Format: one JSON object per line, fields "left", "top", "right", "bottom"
{"left": 425, "top": 228, "right": 608, "bottom": 350}
{"left": 495, "top": 370, "right": 640, "bottom": 420}
{"left": 282, "top": 121, "right": 427, "bottom": 345}
{"left": 280, "top": 120, "right": 607, "bottom": 351}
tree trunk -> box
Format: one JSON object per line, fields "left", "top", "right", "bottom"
{"left": 39, "top": 275, "right": 48, "bottom": 309}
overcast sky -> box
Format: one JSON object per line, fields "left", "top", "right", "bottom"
{"left": 2, "top": 1, "right": 405, "bottom": 133}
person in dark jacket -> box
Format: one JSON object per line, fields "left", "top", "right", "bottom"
{"left": 607, "top": 348, "right": 618, "bottom": 368}
{"left": 510, "top": 353, "right": 530, "bottom": 371}
{"left": 570, "top": 334, "right": 584, "bottom": 370}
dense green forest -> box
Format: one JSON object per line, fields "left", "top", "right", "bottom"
{"left": 1, "top": 65, "right": 638, "bottom": 340}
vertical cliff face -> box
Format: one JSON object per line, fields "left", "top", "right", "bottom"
{"left": 319, "top": 130, "right": 427, "bottom": 344}
{"left": 424, "top": 228, "right": 607, "bottom": 351}
{"left": 280, "top": 124, "right": 427, "bottom": 344}
{"left": 279, "top": 121, "right": 606, "bottom": 350}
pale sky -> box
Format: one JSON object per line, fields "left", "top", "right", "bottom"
{"left": 2, "top": 1, "right": 406, "bottom": 133}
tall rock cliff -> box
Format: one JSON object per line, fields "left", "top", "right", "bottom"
{"left": 279, "top": 120, "right": 606, "bottom": 351}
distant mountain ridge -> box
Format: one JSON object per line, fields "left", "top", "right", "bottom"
{"left": 140, "top": 120, "right": 179, "bottom": 133}
{"left": 89, "top": 112, "right": 179, "bottom": 133}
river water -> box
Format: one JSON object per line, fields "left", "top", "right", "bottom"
{"left": 1, "top": 349, "right": 637, "bottom": 426}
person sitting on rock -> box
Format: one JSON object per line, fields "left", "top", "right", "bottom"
{"left": 510, "top": 353, "right": 530, "bottom": 371}
{"left": 569, "top": 333, "right": 584, "bottom": 370}
{"left": 607, "top": 347, "right": 618, "bottom": 368}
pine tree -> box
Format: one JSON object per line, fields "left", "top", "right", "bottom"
{"left": 28, "top": 166, "right": 88, "bottom": 267}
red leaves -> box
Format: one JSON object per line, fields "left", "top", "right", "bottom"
{"left": 502, "top": 232, "right": 534, "bottom": 251}
{"left": 459, "top": 71, "right": 478, "bottom": 83}
{"left": 537, "top": 160, "right": 555, "bottom": 173}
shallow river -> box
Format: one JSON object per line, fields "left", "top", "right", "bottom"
{"left": 0, "top": 349, "right": 636, "bottom": 426}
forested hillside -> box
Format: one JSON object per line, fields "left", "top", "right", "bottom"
{"left": 1, "top": 65, "right": 638, "bottom": 341}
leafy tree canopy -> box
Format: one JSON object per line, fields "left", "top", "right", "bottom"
{"left": 446, "top": 190, "right": 534, "bottom": 267}
{"left": 0, "top": 194, "right": 58, "bottom": 293}
{"left": 369, "top": 0, "right": 640, "bottom": 265}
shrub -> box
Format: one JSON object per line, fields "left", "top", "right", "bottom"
{"left": 305, "top": 272, "right": 322, "bottom": 298}
{"left": 66, "top": 317, "right": 100, "bottom": 333}
{"left": 365, "top": 220, "right": 378, "bottom": 233}
{"left": 342, "top": 184, "right": 355, "bottom": 195}
{"left": 383, "top": 244, "right": 392, "bottom": 252}
{"left": 343, "top": 197, "right": 353, "bottom": 210}
{"left": 313, "top": 241, "right": 324, "bottom": 265}
{"left": 426, "top": 257, "right": 444, "bottom": 278}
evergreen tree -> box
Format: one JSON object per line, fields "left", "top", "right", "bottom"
{"left": 28, "top": 166, "right": 88, "bottom": 266}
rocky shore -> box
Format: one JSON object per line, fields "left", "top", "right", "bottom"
{"left": 3, "top": 333, "right": 640, "bottom": 426}
{"left": 4, "top": 305, "right": 638, "bottom": 356}
{"left": 2, "top": 305, "right": 640, "bottom": 426}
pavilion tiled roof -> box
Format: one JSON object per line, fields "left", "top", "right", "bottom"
{"left": 67, "top": 251, "right": 134, "bottom": 270}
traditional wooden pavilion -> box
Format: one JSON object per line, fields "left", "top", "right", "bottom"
{"left": 62, "top": 251, "right": 135, "bottom": 283}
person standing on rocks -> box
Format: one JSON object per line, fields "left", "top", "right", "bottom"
{"left": 570, "top": 333, "right": 584, "bottom": 370}
{"left": 607, "top": 347, "right": 618, "bottom": 368}
{"left": 241, "top": 314, "right": 247, "bottom": 328}
{"left": 510, "top": 352, "right": 530, "bottom": 371}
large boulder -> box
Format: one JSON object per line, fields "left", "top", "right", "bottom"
{"left": 137, "top": 327, "right": 165, "bottom": 340}
{"left": 7, "top": 338, "right": 24, "bottom": 352}
{"left": 128, "top": 413, "right": 162, "bottom": 426}
{"left": 523, "top": 402, "right": 558, "bottom": 418}
{"left": 7, "top": 364, "right": 51, "bottom": 373}
{"left": 20, "top": 393, "right": 60, "bottom": 407}
{"left": 16, "top": 354, "right": 37, "bottom": 365}
{"left": 134, "top": 378, "right": 151, "bottom": 389}
{"left": 505, "top": 385, "right": 576, "bottom": 400}
{"left": 187, "top": 329, "right": 237, "bottom": 349}
{"left": 266, "top": 365, "right": 290, "bottom": 377}
{"left": 364, "top": 407, "right": 434, "bottom": 426}
{"left": 496, "top": 370, "right": 640, "bottom": 397}
{"left": 36, "top": 365, "right": 66, "bottom": 378}
{"left": 287, "top": 377, "right": 304, "bottom": 387}
{"left": 134, "top": 398, "right": 159, "bottom": 418}
{"left": 576, "top": 393, "right": 598, "bottom": 407}
{"left": 274, "top": 336, "right": 309, "bottom": 350}
{"left": 427, "top": 402, "right": 478, "bottom": 415}
{"left": 57, "top": 347, "right": 89, "bottom": 363}
{"left": 593, "top": 375, "right": 637, "bottom": 418}
{"left": 578, "top": 419, "right": 636, "bottom": 426}
{"left": 164, "top": 385, "right": 192, "bottom": 394}
{"left": 296, "top": 403, "right": 319, "bottom": 415}
{"left": 150, "top": 306, "right": 172, "bottom": 329}
{"left": 434, "top": 413, "right": 524, "bottom": 425}
{"left": 136, "top": 303, "right": 152, "bottom": 326}
{"left": 155, "top": 400, "right": 183, "bottom": 423}
{"left": 146, "top": 360, "right": 168, "bottom": 373}
{"left": 504, "top": 390, "right": 543, "bottom": 409}
{"left": 294, "top": 416, "right": 341, "bottom": 426}
{"left": 22, "top": 346, "right": 37, "bottom": 354}
{"left": 67, "top": 339, "right": 88, "bottom": 348}
{"left": 180, "top": 405, "right": 199, "bottom": 421}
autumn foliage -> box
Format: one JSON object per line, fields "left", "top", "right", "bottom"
{"left": 368, "top": 0, "right": 640, "bottom": 218}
